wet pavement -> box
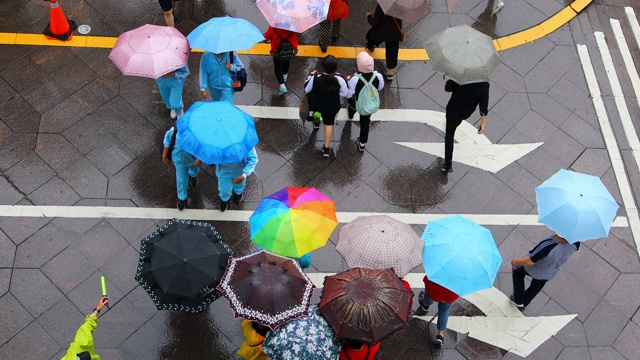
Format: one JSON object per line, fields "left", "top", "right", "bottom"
{"left": 2, "top": 0, "right": 640, "bottom": 359}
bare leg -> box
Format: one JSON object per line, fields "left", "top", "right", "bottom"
{"left": 163, "top": 10, "right": 175, "bottom": 27}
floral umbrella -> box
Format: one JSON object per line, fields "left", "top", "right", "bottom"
{"left": 256, "top": 0, "right": 330, "bottom": 32}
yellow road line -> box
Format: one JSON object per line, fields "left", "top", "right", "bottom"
{"left": 0, "top": 0, "right": 592, "bottom": 61}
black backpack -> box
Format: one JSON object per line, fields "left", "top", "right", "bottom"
{"left": 229, "top": 51, "right": 247, "bottom": 92}
{"left": 273, "top": 30, "right": 295, "bottom": 61}
{"left": 161, "top": 126, "right": 178, "bottom": 162}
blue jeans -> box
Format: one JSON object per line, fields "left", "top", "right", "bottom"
{"left": 208, "top": 87, "right": 234, "bottom": 104}
{"left": 172, "top": 149, "right": 200, "bottom": 201}
{"left": 218, "top": 177, "right": 246, "bottom": 202}
{"left": 424, "top": 292, "right": 452, "bottom": 332}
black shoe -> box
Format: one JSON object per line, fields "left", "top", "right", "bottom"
{"left": 509, "top": 295, "right": 526, "bottom": 310}
{"left": 177, "top": 199, "right": 186, "bottom": 210}
{"left": 434, "top": 334, "right": 444, "bottom": 347}
{"left": 189, "top": 175, "right": 199, "bottom": 187}
{"left": 219, "top": 200, "right": 229, "bottom": 212}
{"left": 347, "top": 108, "right": 355, "bottom": 120}
{"left": 313, "top": 119, "right": 320, "bottom": 130}
{"left": 366, "top": 44, "right": 376, "bottom": 52}
{"left": 322, "top": 146, "right": 330, "bottom": 158}
{"left": 440, "top": 164, "right": 453, "bottom": 173}
{"left": 355, "top": 138, "right": 365, "bottom": 152}
{"left": 318, "top": 41, "right": 328, "bottom": 53}
{"left": 173, "top": 11, "right": 179, "bottom": 24}
{"left": 232, "top": 192, "right": 243, "bottom": 204}
{"left": 331, "top": 34, "right": 340, "bottom": 43}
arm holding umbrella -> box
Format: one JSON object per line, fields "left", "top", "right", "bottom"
{"left": 200, "top": 53, "right": 211, "bottom": 100}
{"left": 477, "top": 83, "right": 489, "bottom": 134}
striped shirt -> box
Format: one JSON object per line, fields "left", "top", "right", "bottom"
{"left": 524, "top": 237, "right": 580, "bottom": 281}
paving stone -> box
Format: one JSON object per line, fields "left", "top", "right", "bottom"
{"left": 456, "top": 335, "right": 504, "bottom": 360}
{"left": 86, "top": 138, "right": 135, "bottom": 177}
{"left": 516, "top": 147, "right": 565, "bottom": 182}
{"left": 543, "top": 270, "right": 601, "bottom": 322}
{"left": 76, "top": 221, "right": 129, "bottom": 268}
{"left": 0, "top": 320, "right": 60, "bottom": 360}
{"left": 42, "top": 248, "right": 97, "bottom": 294}
{"left": 0, "top": 216, "right": 49, "bottom": 246}
{"left": 5, "top": 153, "right": 55, "bottom": 195}
{"left": 499, "top": 38, "right": 555, "bottom": 77}
{"left": 28, "top": 46, "right": 77, "bottom": 75}
{"left": 591, "top": 235, "right": 640, "bottom": 274}
{"left": 589, "top": 347, "right": 627, "bottom": 360}
{"left": 35, "top": 297, "right": 84, "bottom": 348}
{"left": 0, "top": 268, "right": 10, "bottom": 297}
{"left": 0, "top": 95, "right": 40, "bottom": 133}
{"left": 0, "top": 130, "right": 36, "bottom": 172}
{"left": 99, "top": 246, "right": 139, "bottom": 295}
{"left": 604, "top": 274, "right": 640, "bottom": 319}
{"left": 613, "top": 321, "right": 640, "bottom": 360}
{"left": 307, "top": 161, "right": 360, "bottom": 203}
{"left": 563, "top": 245, "right": 619, "bottom": 297}
{"left": 484, "top": 184, "right": 534, "bottom": 214}
{"left": 553, "top": 318, "right": 589, "bottom": 347}
{"left": 39, "top": 96, "right": 91, "bottom": 133}
{"left": 570, "top": 148, "right": 610, "bottom": 178}
{"left": 14, "top": 223, "right": 72, "bottom": 268}
{"left": 514, "top": 110, "right": 557, "bottom": 142}
{"left": 0, "top": 292, "right": 33, "bottom": 345}
{"left": 10, "top": 269, "right": 63, "bottom": 318}
{"left": 0, "top": 229, "right": 16, "bottom": 268}
{"left": 49, "top": 57, "right": 97, "bottom": 95}
{"left": 62, "top": 114, "right": 113, "bottom": 155}
{"left": 584, "top": 299, "right": 629, "bottom": 347}
{"left": 557, "top": 347, "right": 592, "bottom": 360}
{"left": 59, "top": 157, "right": 108, "bottom": 199}
{"left": 28, "top": 176, "right": 81, "bottom": 206}
{"left": 116, "top": 320, "right": 165, "bottom": 360}
{"left": 497, "top": 229, "right": 537, "bottom": 274}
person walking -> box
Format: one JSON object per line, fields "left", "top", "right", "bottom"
{"left": 441, "top": 79, "right": 490, "bottom": 173}
{"left": 339, "top": 339, "right": 380, "bottom": 360}
{"left": 199, "top": 51, "right": 244, "bottom": 104}
{"left": 304, "top": 55, "right": 349, "bottom": 158}
{"left": 365, "top": 4, "right": 404, "bottom": 81}
{"left": 207, "top": 146, "right": 258, "bottom": 212}
{"left": 238, "top": 320, "right": 270, "bottom": 360}
{"left": 492, "top": 0, "right": 505, "bottom": 16}
{"left": 158, "top": 0, "right": 179, "bottom": 27}
{"left": 263, "top": 26, "right": 299, "bottom": 96}
{"left": 155, "top": 64, "right": 189, "bottom": 120}
{"left": 162, "top": 126, "right": 200, "bottom": 210}
{"left": 418, "top": 275, "right": 459, "bottom": 347}
{"left": 347, "top": 51, "right": 384, "bottom": 152}
{"left": 61, "top": 296, "right": 108, "bottom": 360}
{"left": 511, "top": 234, "right": 580, "bottom": 309}
{"left": 318, "top": 0, "right": 350, "bottom": 53}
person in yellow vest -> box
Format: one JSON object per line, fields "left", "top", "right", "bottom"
{"left": 238, "top": 320, "right": 270, "bottom": 360}
{"left": 61, "top": 296, "right": 108, "bottom": 360}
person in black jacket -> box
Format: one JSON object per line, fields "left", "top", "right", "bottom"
{"left": 442, "top": 80, "right": 490, "bottom": 173}
{"left": 365, "top": 5, "right": 403, "bottom": 81}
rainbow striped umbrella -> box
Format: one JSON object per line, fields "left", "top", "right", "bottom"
{"left": 250, "top": 187, "right": 338, "bottom": 258}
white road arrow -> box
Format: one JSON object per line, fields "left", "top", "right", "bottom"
{"left": 306, "top": 272, "right": 576, "bottom": 358}
{"left": 238, "top": 106, "right": 542, "bottom": 173}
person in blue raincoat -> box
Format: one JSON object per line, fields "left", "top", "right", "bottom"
{"left": 62, "top": 296, "right": 108, "bottom": 360}
{"left": 199, "top": 51, "right": 244, "bottom": 104}
{"left": 200, "top": 146, "right": 257, "bottom": 212}
{"left": 162, "top": 126, "right": 201, "bottom": 210}
{"left": 155, "top": 64, "right": 189, "bottom": 120}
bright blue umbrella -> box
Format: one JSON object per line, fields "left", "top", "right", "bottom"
{"left": 187, "top": 16, "right": 264, "bottom": 53}
{"left": 176, "top": 101, "right": 259, "bottom": 164}
{"left": 422, "top": 215, "right": 502, "bottom": 296}
{"left": 536, "top": 169, "right": 619, "bottom": 243}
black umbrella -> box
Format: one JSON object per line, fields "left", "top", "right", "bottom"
{"left": 135, "top": 219, "right": 233, "bottom": 313}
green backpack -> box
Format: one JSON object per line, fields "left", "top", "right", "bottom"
{"left": 355, "top": 72, "right": 380, "bottom": 116}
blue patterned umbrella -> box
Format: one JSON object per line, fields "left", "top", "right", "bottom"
{"left": 176, "top": 101, "right": 259, "bottom": 165}
{"left": 187, "top": 16, "right": 264, "bottom": 53}
{"left": 263, "top": 305, "right": 341, "bottom": 359}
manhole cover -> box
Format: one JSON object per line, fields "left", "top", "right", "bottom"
{"left": 77, "top": 25, "right": 91, "bottom": 35}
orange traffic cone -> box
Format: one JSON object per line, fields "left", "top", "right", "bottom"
{"left": 43, "top": 0, "right": 76, "bottom": 41}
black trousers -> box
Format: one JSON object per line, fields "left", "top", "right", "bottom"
{"left": 444, "top": 113, "right": 465, "bottom": 167}
{"left": 512, "top": 266, "right": 548, "bottom": 307}
{"left": 365, "top": 39, "right": 400, "bottom": 69}
{"left": 273, "top": 58, "right": 290, "bottom": 85}
{"left": 348, "top": 97, "right": 371, "bottom": 143}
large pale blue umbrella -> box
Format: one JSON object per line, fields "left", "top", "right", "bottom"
{"left": 422, "top": 215, "right": 502, "bottom": 296}
{"left": 187, "top": 16, "right": 264, "bottom": 53}
{"left": 536, "top": 169, "right": 619, "bottom": 243}
{"left": 176, "top": 101, "right": 259, "bottom": 164}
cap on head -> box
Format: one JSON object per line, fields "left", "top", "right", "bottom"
{"left": 356, "top": 51, "right": 374, "bottom": 73}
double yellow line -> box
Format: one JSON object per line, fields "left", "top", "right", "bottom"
{"left": 0, "top": 0, "right": 592, "bottom": 61}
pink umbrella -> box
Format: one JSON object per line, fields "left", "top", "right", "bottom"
{"left": 109, "top": 24, "right": 190, "bottom": 79}
{"left": 257, "top": 0, "right": 330, "bottom": 33}
{"left": 377, "top": 0, "right": 432, "bottom": 23}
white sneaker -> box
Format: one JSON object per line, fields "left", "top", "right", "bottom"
{"left": 492, "top": 1, "right": 504, "bottom": 16}
{"left": 170, "top": 109, "right": 177, "bottom": 119}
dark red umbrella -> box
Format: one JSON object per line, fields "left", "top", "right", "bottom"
{"left": 319, "top": 268, "right": 412, "bottom": 344}
{"left": 217, "top": 250, "right": 315, "bottom": 330}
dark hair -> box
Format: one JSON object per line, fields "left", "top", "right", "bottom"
{"left": 321, "top": 55, "right": 340, "bottom": 92}
{"left": 251, "top": 321, "right": 270, "bottom": 336}
{"left": 347, "top": 339, "right": 364, "bottom": 350}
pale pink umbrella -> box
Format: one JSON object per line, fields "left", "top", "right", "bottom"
{"left": 257, "top": 0, "right": 330, "bottom": 33}
{"left": 109, "top": 24, "right": 190, "bottom": 79}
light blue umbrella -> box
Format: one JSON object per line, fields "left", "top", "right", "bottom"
{"left": 422, "top": 215, "right": 502, "bottom": 296}
{"left": 187, "top": 16, "right": 264, "bottom": 53}
{"left": 176, "top": 101, "right": 259, "bottom": 164}
{"left": 536, "top": 169, "right": 619, "bottom": 243}
{"left": 263, "top": 305, "right": 341, "bottom": 359}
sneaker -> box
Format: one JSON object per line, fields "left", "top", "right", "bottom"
{"left": 366, "top": 44, "right": 376, "bottom": 52}
{"left": 177, "top": 199, "right": 186, "bottom": 210}
{"left": 418, "top": 291, "right": 430, "bottom": 312}
{"left": 385, "top": 70, "right": 394, "bottom": 81}
{"left": 440, "top": 164, "right": 453, "bottom": 173}
{"left": 170, "top": 109, "right": 177, "bottom": 119}
{"left": 492, "top": 1, "right": 505, "bottom": 16}
{"left": 176, "top": 109, "right": 184, "bottom": 119}
{"left": 509, "top": 295, "right": 526, "bottom": 310}
{"left": 347, "top": 107, "right": 356, "bottom": 120}
{"left": 219, "top": 200, "right": 229, "bottom": 212}
{"left": 189, "top": 175, "right": 199, "bottom": 187}
{"left": 355, "top": 138, "right": 365, "bottom": 152}
{"left": 322, "top": 146, "right": 330, "bottom": 158}
{"left": 434, "top": 334, "right": 444, "bottom": 347}
{"left": 318, "top": 40, "right": 328, "bottom": 53}
{"left": 232, "top": 192, "right": 243, "bottom": 204}
{"left": 331, "top": 34, "right": 339, "bottom": 43}
{"left": 283, "top": 74, "right": 288, "bottom": 83}
{"left": 279, "top": 86, "right": 288, "bottom": 96}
